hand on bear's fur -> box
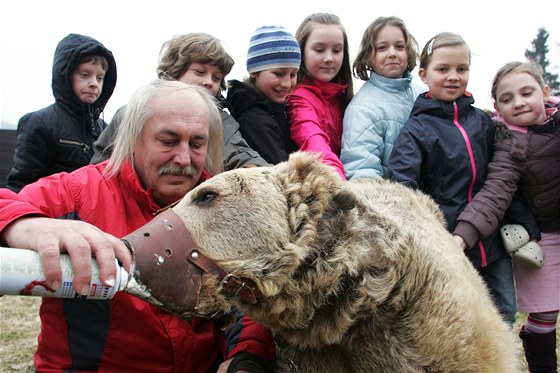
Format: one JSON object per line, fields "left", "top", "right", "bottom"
{"left": 453, "top": 235, "right": 467, "bottom": 251}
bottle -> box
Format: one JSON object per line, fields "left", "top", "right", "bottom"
{"left": 0, "top": 247, "right": 128, "bottom": 299}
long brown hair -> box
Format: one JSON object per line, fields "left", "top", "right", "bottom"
{"left": 353, "top": 16, "right": 418, "bottom": 81}
{"left": 295, "top": 13, "right": 353, "bottom": 107}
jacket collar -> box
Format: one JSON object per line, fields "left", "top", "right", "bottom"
{"left": 493, "top": 106, "right": 558, "bottom": 133}
{"left": 369, "top": 70, "right": 413, "bottom": 92}
{"left": 300, "top": 76, "right": 347, "bottom": 100}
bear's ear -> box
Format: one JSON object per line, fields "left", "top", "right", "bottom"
{"left": 275, "top": 151, "right": 343, "bottom": 245}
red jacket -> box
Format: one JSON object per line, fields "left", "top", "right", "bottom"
{"left": 0, "top": 161, "right": 275, "bottom": 372}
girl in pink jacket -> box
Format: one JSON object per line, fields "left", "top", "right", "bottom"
{"left": 288, "top": 13, "right": 353, "bottom": 179}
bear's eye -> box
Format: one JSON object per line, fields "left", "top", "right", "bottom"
{"left": 194, "top": 190, "right": 218, "bottom": 205}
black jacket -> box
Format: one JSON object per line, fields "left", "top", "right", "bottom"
{"left": 7, "top": 33, "right": 117, "bottom": 192}
{"left": 389, "top": 93, "right": 538, "bottom": 267}
{"left": 226, "top": 79, "right": 296, "bottom": 165}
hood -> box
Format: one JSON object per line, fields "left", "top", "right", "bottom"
{"left": 52, "top": 33, "right": 117, "bottom": 119}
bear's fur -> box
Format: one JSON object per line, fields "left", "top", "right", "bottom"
{"left": 172, "top": 152, "right": 520, "bottom": 372}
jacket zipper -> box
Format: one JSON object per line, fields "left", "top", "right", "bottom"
{"left": 452, "top": 102, "right": 487, "bottom": 266}
{"left": 59, "top": 139, "right": 90, "bottom": 154}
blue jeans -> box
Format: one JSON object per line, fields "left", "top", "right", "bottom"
{"left": 477, "top": 257, "right": 517, "bottom": 325}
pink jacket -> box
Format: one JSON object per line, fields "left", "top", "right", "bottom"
{"left": 288, "top": 77, "right": 347, "bottom": 179}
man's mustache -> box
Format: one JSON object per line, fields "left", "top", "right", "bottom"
{"left": 158, "top": 164, "right": 197, "bottom": 178}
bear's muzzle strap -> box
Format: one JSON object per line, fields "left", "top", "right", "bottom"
{"left": 187, "top": 249, "right": 259, "bottom": 305}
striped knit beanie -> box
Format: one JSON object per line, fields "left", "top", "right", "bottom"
{"left": 246, "top": 26, "right": 301, "bottom": 73}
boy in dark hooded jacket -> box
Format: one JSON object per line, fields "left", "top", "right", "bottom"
{"left": 7, "top": 33, "right": 117, "bottom": 192}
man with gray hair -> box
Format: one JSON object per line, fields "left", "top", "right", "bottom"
{"left": 0, "top": 79, "right": 275, "bottom": 372}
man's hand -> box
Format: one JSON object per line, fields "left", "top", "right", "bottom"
{"left": 2, "top": 217, "right": 132, "bottom": 295}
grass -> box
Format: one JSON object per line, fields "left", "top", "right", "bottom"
{"left": 0, "top": 296, "right": 40, "bottom": 372}
{"left": 0, "top": 296, "right": 556, "bottom": 372}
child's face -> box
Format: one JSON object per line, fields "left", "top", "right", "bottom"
{"left": 72, "top": 61, "right": 106, "bottom": 104}
{"left": 252, "top": 68, "right": 299, "bottom": 104}
{"left": 371, "top": 25, "right": 408, "bottom": 79}
{"left": 303, "top": 24, "right": 344, "bottom": 83}
{"left": 177, "top": 63, "right": 223, "bottom": 98}
{"left": 494, "top": 72, "right": 550, "bottom": 127}
{"left": 419, "top": 45, "right": 470, "bottom": 102}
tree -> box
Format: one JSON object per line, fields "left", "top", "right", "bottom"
{"left": 525, "top": 27, "right": 560, "bottom": 95}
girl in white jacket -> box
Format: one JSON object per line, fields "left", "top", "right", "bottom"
{"left": 340, "top": 16, "right": 424, "bottom": 180}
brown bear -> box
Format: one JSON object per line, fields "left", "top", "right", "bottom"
{"left": 124, "top": 151, "right": 521, "bottom": 373}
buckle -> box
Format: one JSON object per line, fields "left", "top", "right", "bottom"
{"left": 221, "top": 274, "right": 247, "bottom": 296}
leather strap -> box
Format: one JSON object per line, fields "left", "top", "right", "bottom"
{"left": 187, "top": 249, "right": 259, "bottom": 304}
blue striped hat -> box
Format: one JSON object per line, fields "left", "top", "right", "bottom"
{"left": 246, "top": 26, "right": 301, "bottom": 73}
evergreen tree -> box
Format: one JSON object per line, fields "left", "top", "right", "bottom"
{"left": 525, "top": 27, "right": 560, "bottom": 95}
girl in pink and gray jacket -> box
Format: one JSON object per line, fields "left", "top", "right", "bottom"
{"left": 454, "top": 61, "right": 560, "bottom": 372}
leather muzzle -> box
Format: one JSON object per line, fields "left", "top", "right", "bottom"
{"left": 121, "top": 208, "right": 260, "bottom": 319}
{"left": 122, "top": 208, "right": 203, "bottom": 318}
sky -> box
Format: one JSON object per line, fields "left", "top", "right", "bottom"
{"left": 1, "top": 0, "right": 559, "bottom": 129}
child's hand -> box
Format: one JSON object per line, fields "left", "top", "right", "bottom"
{"left": 453, "top": 235, "right": 467, "bottom": 251}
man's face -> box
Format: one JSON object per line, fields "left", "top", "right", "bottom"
{"left": 134, "top": 89, "right": 210, "bottom": 207}
{"left": 72, "top": 61, "right": 106, "bottom": 104}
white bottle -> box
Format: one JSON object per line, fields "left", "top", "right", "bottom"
{"left": 0, "top": 247, "right": 128, "bottom": 299}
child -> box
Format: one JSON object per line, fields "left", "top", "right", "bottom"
{"left": 7, "top": 33, "right": 117, "bottom": 192}
{"left": 92, "top": 32, "right": 268, "bottom": 171}
{"left": 454, "top": 61, "right": 559, "bottom": 372}
{"left": 226, "top": 25, "right": 301, "bottom": 165}
{"left": 340, "top": 16, "right": 425, "bottom": 180}
{"left": 288, "top": 13, "right": 353, "bottom": 179}
{"left": 388, "top": 32, "right": 538, "bottom": 326}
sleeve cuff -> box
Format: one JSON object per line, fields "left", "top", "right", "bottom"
{"left": 227, "top": 351, "right": 272, "bottom": 373}
{"left": 453, "top": 222, "right": 480, "bottom": 249}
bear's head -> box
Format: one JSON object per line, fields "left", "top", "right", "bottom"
{"left": 123, "top": 152, "right": 345, "bottom": 324}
